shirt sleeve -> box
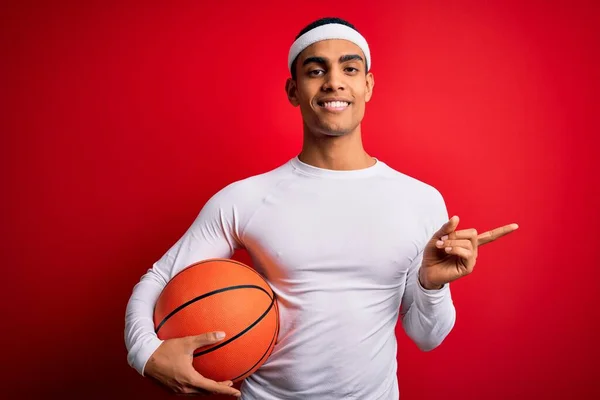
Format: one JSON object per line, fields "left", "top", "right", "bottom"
{"left": 124, "top": 183, "right": 245, "bottom": 375}
{"left": 399, "top": 189, "right": 456, "bottom": 351}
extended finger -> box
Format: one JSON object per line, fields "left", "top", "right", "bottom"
{"left": 188, "top": 331, "right": 227, "bottom": 351}
{"left": 188, "top": 375, "right": 241, "bottom": 397}
{"left": 478, "top": 223, "right": 519, "bottom": 246}
{"left": 177, "top": 382, "right": 234, "bottom": 397}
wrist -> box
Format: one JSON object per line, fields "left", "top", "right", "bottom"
{"left": 418, "top": 268, "right": 444, "bottom": 290}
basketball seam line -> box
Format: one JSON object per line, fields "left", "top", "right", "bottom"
{"left": 193, "top": 290, "right": 275, "bottom": 357}
{"left": 154, "top": 284, "right": 273, "bottom": 334}
{"left": 230, "top": 316, "right": 279, "bottom": 381}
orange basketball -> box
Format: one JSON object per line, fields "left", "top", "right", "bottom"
{"left": 153, "top": 258, "right": 279, "bottom": 382}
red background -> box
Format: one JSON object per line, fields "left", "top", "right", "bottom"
{"left": 2, "top": 0, "right": 599, "bottom": 399}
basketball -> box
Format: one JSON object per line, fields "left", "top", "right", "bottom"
{"left": 153, "top": 258, "right": 279, "bottom": 382}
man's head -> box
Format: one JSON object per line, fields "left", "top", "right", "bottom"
{"left": 285, "top": 17, "right": 375, "bottom": 138}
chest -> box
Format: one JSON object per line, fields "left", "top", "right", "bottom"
{"left": 242, "top": 183, "right": 425, "bottom": 288}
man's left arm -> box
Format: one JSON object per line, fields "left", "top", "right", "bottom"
{"left": 400, "top": 248, "right": 456, "bottom": 351}
{"left": 400, "top": 188, "right": 519, "bottom": 351}
{"left": 400, "top": 189, "right": 455, "bottom": 351}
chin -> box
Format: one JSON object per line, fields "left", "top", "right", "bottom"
{"left": 321, "top": 130, "right": 349, "bottom": 137}
{"left": 315, "top": 122, "right": 354, "bottom": 137}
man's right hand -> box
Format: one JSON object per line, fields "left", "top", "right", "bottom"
{"left": 144, "top": 331, "right": 242, "bottom": 397}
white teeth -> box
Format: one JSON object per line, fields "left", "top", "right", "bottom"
{"left": 323, "top": 101, "right": 349, "bottom": 108}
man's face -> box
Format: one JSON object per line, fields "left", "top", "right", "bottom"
{"left": 286, "top": 39, "right": 374, "bottom": 137}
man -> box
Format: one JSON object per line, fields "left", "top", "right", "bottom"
{"left": 124, "top": 17, "right": 518, "bottom": 399}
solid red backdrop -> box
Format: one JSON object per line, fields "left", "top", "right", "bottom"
{"left": 1, "top": 1, "right": 598, "bottom": 399}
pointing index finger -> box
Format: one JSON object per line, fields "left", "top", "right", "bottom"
{"left": 477, "top": 223, "right": 519, "bottom": 246}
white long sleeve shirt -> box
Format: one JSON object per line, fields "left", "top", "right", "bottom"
{"left": 125, "top": 156, "right": 456, "bottom": 400}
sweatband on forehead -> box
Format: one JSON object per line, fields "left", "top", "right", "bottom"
{"left": 288, "top": 23, "right": 371, "bottom": 72}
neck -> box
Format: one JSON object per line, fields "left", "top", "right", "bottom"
{"left": 298, "top": 123, "right": 376, "bottom": 171}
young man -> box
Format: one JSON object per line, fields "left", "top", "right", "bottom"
{"left": 124, "top": 17, "right": 518, "bottom": 399}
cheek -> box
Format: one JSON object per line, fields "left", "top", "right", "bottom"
{"left": 297, "top": 93, "right": 315, "bottom": 112}
{"left": 352, "top": 90, "right": 367, "bottom": 110}
{"left": 298, "top": 92, "right": 314, "bottom": 109}
{"left": 296, "top": 80, "right": 319, "bottom": 100}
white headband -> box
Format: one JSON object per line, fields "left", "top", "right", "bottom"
{"left": 288, "top": 23, "right": 371, "bottom": 73}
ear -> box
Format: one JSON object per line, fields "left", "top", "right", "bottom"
{"left": 285, "top": 78, "right": 300, "bottom": 107}
{"left": 364, "top": 72, "right": 375, "bottom": 103}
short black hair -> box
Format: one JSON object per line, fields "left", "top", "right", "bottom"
{"left": 290, "top": 17, "right": 360, "bottom": 80}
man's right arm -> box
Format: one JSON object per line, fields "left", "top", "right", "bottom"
{"left": 125, "top": 261, "right": 172, "bottom": 375}
{"left": 124, "top": 183, "right": 245, "bottom": 376}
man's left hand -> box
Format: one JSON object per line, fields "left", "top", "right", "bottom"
{"left": 418, "top": 216, "right": 519, "bottom": 290}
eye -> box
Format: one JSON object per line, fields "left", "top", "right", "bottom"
{"left": 345, "top": 67, "right": 359, "bottom": 74}
{"left": 308, "top": 69, "right": 325, "bottom": 77}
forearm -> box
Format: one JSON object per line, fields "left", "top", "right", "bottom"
{"left": 402, "top": 278, "right": 456, "bottom": 351}
{"left": 124, "top": 268, "right": 167, "bottom": 376}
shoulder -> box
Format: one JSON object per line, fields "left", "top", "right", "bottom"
{"left": 205, "top": 159, "right": 295, "bottom": 207}
{"left": 378, "top": 162, "right": 448, "bottom": 233}
{"left": 379, "top": 162, "right": 445, "bottom": 206}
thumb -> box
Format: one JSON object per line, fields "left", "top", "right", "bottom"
{"left": 187, "top": 331, "right": 227, "bottom": 350}
{"left": 433, "top": 215, "right": 460, "bottom": 239}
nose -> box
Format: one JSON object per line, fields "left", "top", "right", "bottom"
{"left": 322, "top": 67, "right": 346, "bottom": 92}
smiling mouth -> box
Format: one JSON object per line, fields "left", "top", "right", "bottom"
{"left": 317, "top": 101, "right": 351, "bottom": 111}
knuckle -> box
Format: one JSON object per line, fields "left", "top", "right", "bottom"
{"left": 185, "top": 336, "right": 197, "bottom": 346}
{"left": 172, "top": 384, "right": 187, "bottom": 394}
{"left": 175, "top": 374, "right": 193, "bottom": 388}
{"left": 195, "top": 333, "right": 212, "bottom": 345}
{"left": 184, "top": 386, "right": 202, "bottom": 395}
{"left": 183, "top": 373, "right": 199, "bottom": 386}
{"left": 200, "top": 332, "right": 216, "bottom": 342}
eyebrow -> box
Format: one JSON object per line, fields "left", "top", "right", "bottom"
{"left": 302, "top": 54, "right": 364, "bottom": 67}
